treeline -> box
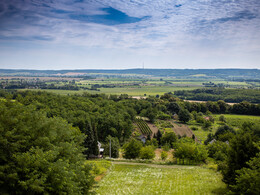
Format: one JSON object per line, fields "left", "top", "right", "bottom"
{"left": 0, "top": 80, "right": 97, "bottom": 91}
{"left": 174, "top": 88, "right": 260, "bottom": 103}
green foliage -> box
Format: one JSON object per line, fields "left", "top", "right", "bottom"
{"left": 207, "top": 141, "right": 228, "bottom": 161}
{"left": 157, "top": 111, "right": 171, "bottom": 120}
{"left": 140, "top": 107, "right": 157, "bottom": 123}
{"left": 174, "top": 142, "right": 208, "bottom": 164}
{"left": 162, "top": 142, "right": 171, "bottom": 151}
{"left": 215, "top": 125, "right": 235, "bottom": 141}
{"left": 178, "top": 109, "right": 192, "bottom": 123}
{"left": 139, "top": 146, "right": 155, "bottom": 159}
{"left": 167, "top": 102, "right": 181, "bottom": 114}
{"left": 202, "top": 120, "right": 213, "bottom": 129}
{"left": 3, "top": 91, "right": 135, "bottom": 157}
{"left": 220, "top": 130, "right": 259, "bottom": 186}
{"left": 103, "top": 136, "right": 120, "bottom": 158}
{"left": 231, "top": 152, "right": 260, "bottom": 194}
{"left": 145, "top": 138, "right": 158, "bottom": 148}
{"left": 85, "top": 160, "right": 112, "bottom": 176}
{"left": 161, "top": 132, "right": 177, "bottom": 148}
{"left": 0, "top": 101, "right": 94, "bottom": 194}
{"left": 219, "top": 115, "right": 226, "bottom": 123}
{"left": 123, "top": 139, "right": 143, "bottom": 159}
{"left": 161, "top": 151, "right": 168, "bottom": 160}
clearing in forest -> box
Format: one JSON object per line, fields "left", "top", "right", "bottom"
{"left": 93, "top": 163, "right": 227, "bottom": 194}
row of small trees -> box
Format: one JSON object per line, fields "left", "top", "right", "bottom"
{"left": 121, "top": 137, "right": 208, "bottom": 164}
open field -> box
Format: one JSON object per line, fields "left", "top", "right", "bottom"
{"left": 93, "top": 163, "right": 227, "bottom": 194}
{"left": 213, "top": 114, "right": 260, "bottom": 128}
{"left": 188, "top": 114, "right": 260, "bottom": 142}
{"left": 18, "top": 85, "right": 202, "bottom": 96}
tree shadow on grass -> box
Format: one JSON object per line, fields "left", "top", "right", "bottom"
{"left": 211, "top": 186, "right": 229, "bottom": 194}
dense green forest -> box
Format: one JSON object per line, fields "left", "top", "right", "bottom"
{"left": 174, "top": 88, "right": 260, "bottom": 103}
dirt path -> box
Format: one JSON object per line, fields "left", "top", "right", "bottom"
{"left": 112, "top": 161, "right": 194, "bottom": 169}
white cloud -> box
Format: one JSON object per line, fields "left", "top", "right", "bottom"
{"left": 0, "top": 0, "right": 259, "bottom": 69}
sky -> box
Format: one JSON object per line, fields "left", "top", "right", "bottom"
{"left": 0, "top": 0, "right": 259, "bottom": 70}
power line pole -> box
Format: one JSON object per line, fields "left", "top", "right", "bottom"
{"left": 109, "top": 137, "right": 111, "bottom": 159}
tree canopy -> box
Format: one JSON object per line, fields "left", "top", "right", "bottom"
{"left": 0, "top": 101, "right": 94, "bottom": 194}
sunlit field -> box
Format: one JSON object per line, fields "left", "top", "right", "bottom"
{"left": 93, "top": 163, "right": 227, "bottom": 195}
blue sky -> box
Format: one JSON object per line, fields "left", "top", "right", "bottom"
{"left": 0, "top": 0, "right": 259, "bottom": 69}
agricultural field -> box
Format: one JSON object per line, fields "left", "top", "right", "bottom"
{"left": 18, "top": 85, "right": 202, "bottom": 96}
{"left": 188, "top": 114, "right": 260, "bottom": 142}
{"left": 93, "top": 163, "right": 227, "bottom": 194}
{"left": 136, "top": 119, "right": 153, "bottom": 136}
{"left": 213, "top": 114, "right": 260, "bottom": 128}
{"left": 3, "top": 75, "right": 257, "bottom": 97}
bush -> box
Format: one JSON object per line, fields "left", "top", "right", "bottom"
{"left": 139, "top": 146, "right": 155, "bottom": 159}
{"left": 161, "top": 151, "right": 168, "bottom": 160}
{"left": 178, "top": 109, "right": 192, "bottom": 123}
{"left": 123, "top": 139, "right": 143, "bottom": 159}
{"left": 191, "top": 126, "right": 198, "bottom": 131}
{"left": 219, "top": 115, "right": 226, "bottom": 123}
{"left": 173, "top": 142, "right": 208, "bottom": 164}
{"left": 161, "top": 132, "right": 177, "bottom": 148}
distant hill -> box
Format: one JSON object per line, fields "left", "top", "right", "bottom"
{"left": 0, "top": 68, "right": 260, "bottom": 80}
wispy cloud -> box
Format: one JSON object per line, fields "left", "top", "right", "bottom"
{"left": 0, "top": 0, "right": 259, "bottom": 69}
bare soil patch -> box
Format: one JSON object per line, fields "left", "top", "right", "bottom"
{"left": 147, "top": 122, "right": 159, "bottom": 137}
{"left": 169, "top": 120, "right": 199, "bottom": 142}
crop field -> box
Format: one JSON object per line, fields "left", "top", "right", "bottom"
{"left": 93, "top": 163, "right": 227, "bottom": 194}
{"left": 136, "top": 119, "right": 152, "bottom": 135}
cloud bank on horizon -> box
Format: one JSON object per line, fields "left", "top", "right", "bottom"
{"left": 0, "top": 0, "right": 259, "bottom": 69}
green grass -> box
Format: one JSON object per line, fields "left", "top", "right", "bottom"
{"left": 188, "top": 123, "right": 215, "bottom": 142}
{"left": 93, "top": 163, "right": 227, "bottom": 194}
{"left": 213, "top": 114, "right": 260, "bottom": 128}
{"left": 189, "top": 114, "right": 260, "bottom": 142}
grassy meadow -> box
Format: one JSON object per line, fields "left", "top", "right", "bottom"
{"left": 93, "top": 163, "right": 227, "bottom": 195}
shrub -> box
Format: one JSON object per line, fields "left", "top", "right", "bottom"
{"left": 219, "top": 115, "right": 226, "bottom": 123}
{"left": 191, "top": 126, "right": 198, "bottom": 131}
{"left": 161, "top": 132, "right": 177, "bottom": 148}
{"left": 123, "top": 139, "right": 143, "bottom": 159}
{"left": 161, "top": 151, "right": 168, "bottom": 160}
{"left": 139, "top": 146, "right": 155, "bottom": 159}
{"left": 178, "top": 109, "right": 192, "bottom": 123}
